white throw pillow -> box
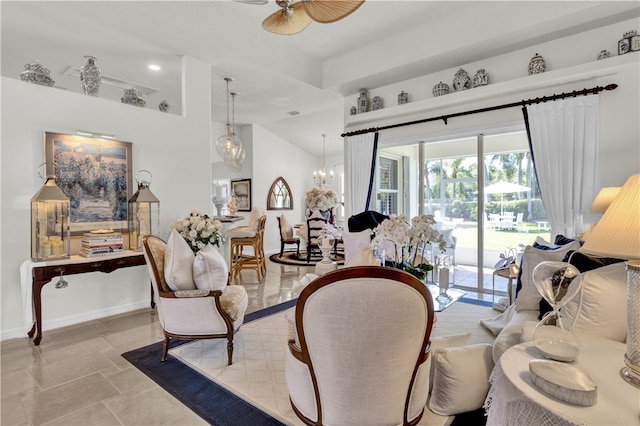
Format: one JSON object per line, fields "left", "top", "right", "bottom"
{"left": 562, "top": 262, "right": 627, "bottom": 342}
{"left": 192, "top": 244, "right": 228, "bottom": 292}
{"left": 345, "top": 246, "right": 379, "bottom": 267}
{"left": 164, "top": 229, "right": 196, "bottom": 291}
{"left": 342, "top": 229, "right": 372, "bottom": 264}
{"left": 428, "top": 332, "right": 472, "bottom": 392}
{"left": 514, "top": 241, "right": 581, "bottom": 312}
{"left": 428, "top": 343, "right": 494, "bottom": 416}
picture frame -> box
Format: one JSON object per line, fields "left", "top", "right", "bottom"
{"left": 231, "top": 178, "right": 252, "bottom": 212}
{"left": 44, "top": 132, "right": 133, "bottom": 236}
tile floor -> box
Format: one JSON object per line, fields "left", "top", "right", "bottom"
{"left": 1, "top": 259, "right": 502, "bottom": 425}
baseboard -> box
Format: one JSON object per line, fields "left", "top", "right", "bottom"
{"left": 0, "top": 300, "right": 151, "bottom": 342}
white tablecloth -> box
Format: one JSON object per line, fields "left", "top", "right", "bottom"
{"left": 485, "top": 339, "right": 640, "bottom": 425}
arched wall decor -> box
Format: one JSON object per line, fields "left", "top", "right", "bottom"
{"left": 267, "top": 177, "right": 293, "bottom": 210}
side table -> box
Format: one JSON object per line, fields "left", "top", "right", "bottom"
{"left": 485, "top": 339, "right": 639, "bottom": 425}
{"left": 492, "top": 263, "right": 519, "bottom": 304}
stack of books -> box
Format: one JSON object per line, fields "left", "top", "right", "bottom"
{"left": 80, "top": 232, "right": 124, "bottom": 257}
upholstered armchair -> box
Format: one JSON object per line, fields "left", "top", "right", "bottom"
{"left": 285, "top": 266, "right": 435, "bottom": 425}
{"left": 142, "top": 235, "right": 248, "bottom": 364}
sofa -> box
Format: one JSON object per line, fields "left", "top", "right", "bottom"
{"left": 484, "top": 235, "right": 628, "bottom": 363}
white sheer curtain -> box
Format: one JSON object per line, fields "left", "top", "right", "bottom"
{"left": 525, "top": 96, "right": 600, "bottom": 238}
{"left": 345, "top": 132, "right": 378, "bottom": 219}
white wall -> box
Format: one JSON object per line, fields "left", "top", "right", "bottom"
{"left": 0, "top": 56, "right": 325, "bottom": 340}
{"left": 251, "top": 126, "right": 318, "bottom": 253}
{"left": 0, "top": 57, "right": 215, "bottom": 339}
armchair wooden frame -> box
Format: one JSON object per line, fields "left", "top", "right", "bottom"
{"left": 287, "top": 266, "right": 435, "bottom": 425}
{"left": 142, "top": 235, "right": 237, "bottom": 365}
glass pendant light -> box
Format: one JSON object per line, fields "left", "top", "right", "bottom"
{"left": 228, "top": 91, "right": 245, "bottom": 166}
{"left": 216, "top": 77, "right": 243, "bottom": 164}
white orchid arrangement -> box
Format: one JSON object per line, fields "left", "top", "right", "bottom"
{"left": 170, "top": 209, "right": 224, "bottom": 253}
{"left": 371, "top": 213, "right": 446, "bottom": 279}
{"left": 305, "top": 187, "right": 339, "bottom": 211}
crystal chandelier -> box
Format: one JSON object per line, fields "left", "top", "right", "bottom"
{"left": 313, "top": 134, "right": 334, "bottom": 188}
{"left": 216, "top": 77, "right": 244, "bottom": 165}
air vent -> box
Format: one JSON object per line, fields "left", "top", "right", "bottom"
{"left": 61, "top": 66, "right": 160, "bottom": 96}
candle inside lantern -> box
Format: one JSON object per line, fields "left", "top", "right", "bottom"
{"left": 39, "top": 236, "right": 51, "bottom": 258}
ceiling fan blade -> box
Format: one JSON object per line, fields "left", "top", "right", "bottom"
{"left": 262, "top": 2, "right": 312, "bottom": 35}
{"left": 233, "top": 0, "right": 269, "bottom": 4}
{"left": 302, "top": 0, "right": 365, "bottom": 24}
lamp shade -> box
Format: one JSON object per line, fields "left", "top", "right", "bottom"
{"left": 582, "top": 174, "right": 640, "bottom": 259}
{"left": 589, "top": 186, "right": 622, "bottom": 213}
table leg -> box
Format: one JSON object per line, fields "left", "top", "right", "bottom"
{"left": 31, "top": 279, "right": 49, "bottom": 346}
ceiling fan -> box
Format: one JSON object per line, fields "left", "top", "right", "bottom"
{"left": 235, "top": 0, "right": 366, "bottom": 35}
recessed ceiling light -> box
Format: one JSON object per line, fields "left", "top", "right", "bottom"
{"left": 288, "top": 111, "right": 300, "bottom": 116}
{"left": 148, "top": 64, "right": 161, "bottom": 71}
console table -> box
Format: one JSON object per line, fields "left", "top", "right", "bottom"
{"left": 20, "top": 251, "right": 146, "bottom": 346}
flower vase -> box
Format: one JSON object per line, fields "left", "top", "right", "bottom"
{"left": 80, "top": 55, "right": 101, "bottom": 96}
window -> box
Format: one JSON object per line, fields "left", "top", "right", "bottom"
{"left": 377, "top": 156, "right": 399, "bottom": 215}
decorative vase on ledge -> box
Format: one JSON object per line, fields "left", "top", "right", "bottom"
{"left": 452, "top": 68, "right": 471, "bottom": 91}
{"left": 80, "top": 55, "right": 101, "bottom": 96}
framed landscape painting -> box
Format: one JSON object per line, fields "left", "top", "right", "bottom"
{"left": 231, "top": 178, "right": 251, "bottom": 211}
{"left": 44, "top": 132, "right": 133, "bottom": 235}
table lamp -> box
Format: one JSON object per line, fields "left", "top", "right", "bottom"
{"left": 581, "top": 173, "right": 640, "bottom": 388}
{"left": 588, "top": 186, "right": 622, "bottom": 213}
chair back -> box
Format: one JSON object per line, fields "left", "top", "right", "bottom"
{"left": 291, "top": 266, "right": 434, "bottom": 425}
{"left": 307, "top": 217, "right": 327, "bottom": 247}
{"left": 278, "top": 215, "right": 293, "bottom": 239}
{"left": 347, "top": 210, "right": 389, "bottom": 232}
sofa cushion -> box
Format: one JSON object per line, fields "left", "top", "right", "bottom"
{"left": 562, "top": 262, "right": 627, "bottom": 343}
{"left": 537, "top": 250, "right": 627, "bottom": 317}
{"left": 164, "top": 229, "right": 196, "bottom": 291}
{"left": 428, "top": 343, "right": 494, "bottom": 416}
{"left": 428, "top": 332, "right": 472, "bottom": 392}
{"left": 192, "top": 243, "right": 228, "bottom": 292}
{"left": 491, "top": 308, "right": 539, "bottom": 362}
{"left": 514, "top": 241, "right": 581, "bottom": 312}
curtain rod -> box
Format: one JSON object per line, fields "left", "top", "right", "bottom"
{"left": 341, "top": 83, "right": 618, "bottom": 138}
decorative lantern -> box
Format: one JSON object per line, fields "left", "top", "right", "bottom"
{"left": 31, "top": 167, "right": 71, "bottom": 261}
{"left": 128, "top": 170, "right": 160, "bottom": 251}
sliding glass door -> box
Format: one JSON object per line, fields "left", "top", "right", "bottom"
{"left": 376, "top": 131, "right": 549, "bottom": 298}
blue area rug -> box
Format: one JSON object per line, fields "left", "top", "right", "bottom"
{"left": 122, "top": 300, "right": 295, "bottom": 426}
{"left": 123, "top": 297, "right": 488, "bottom": 425}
